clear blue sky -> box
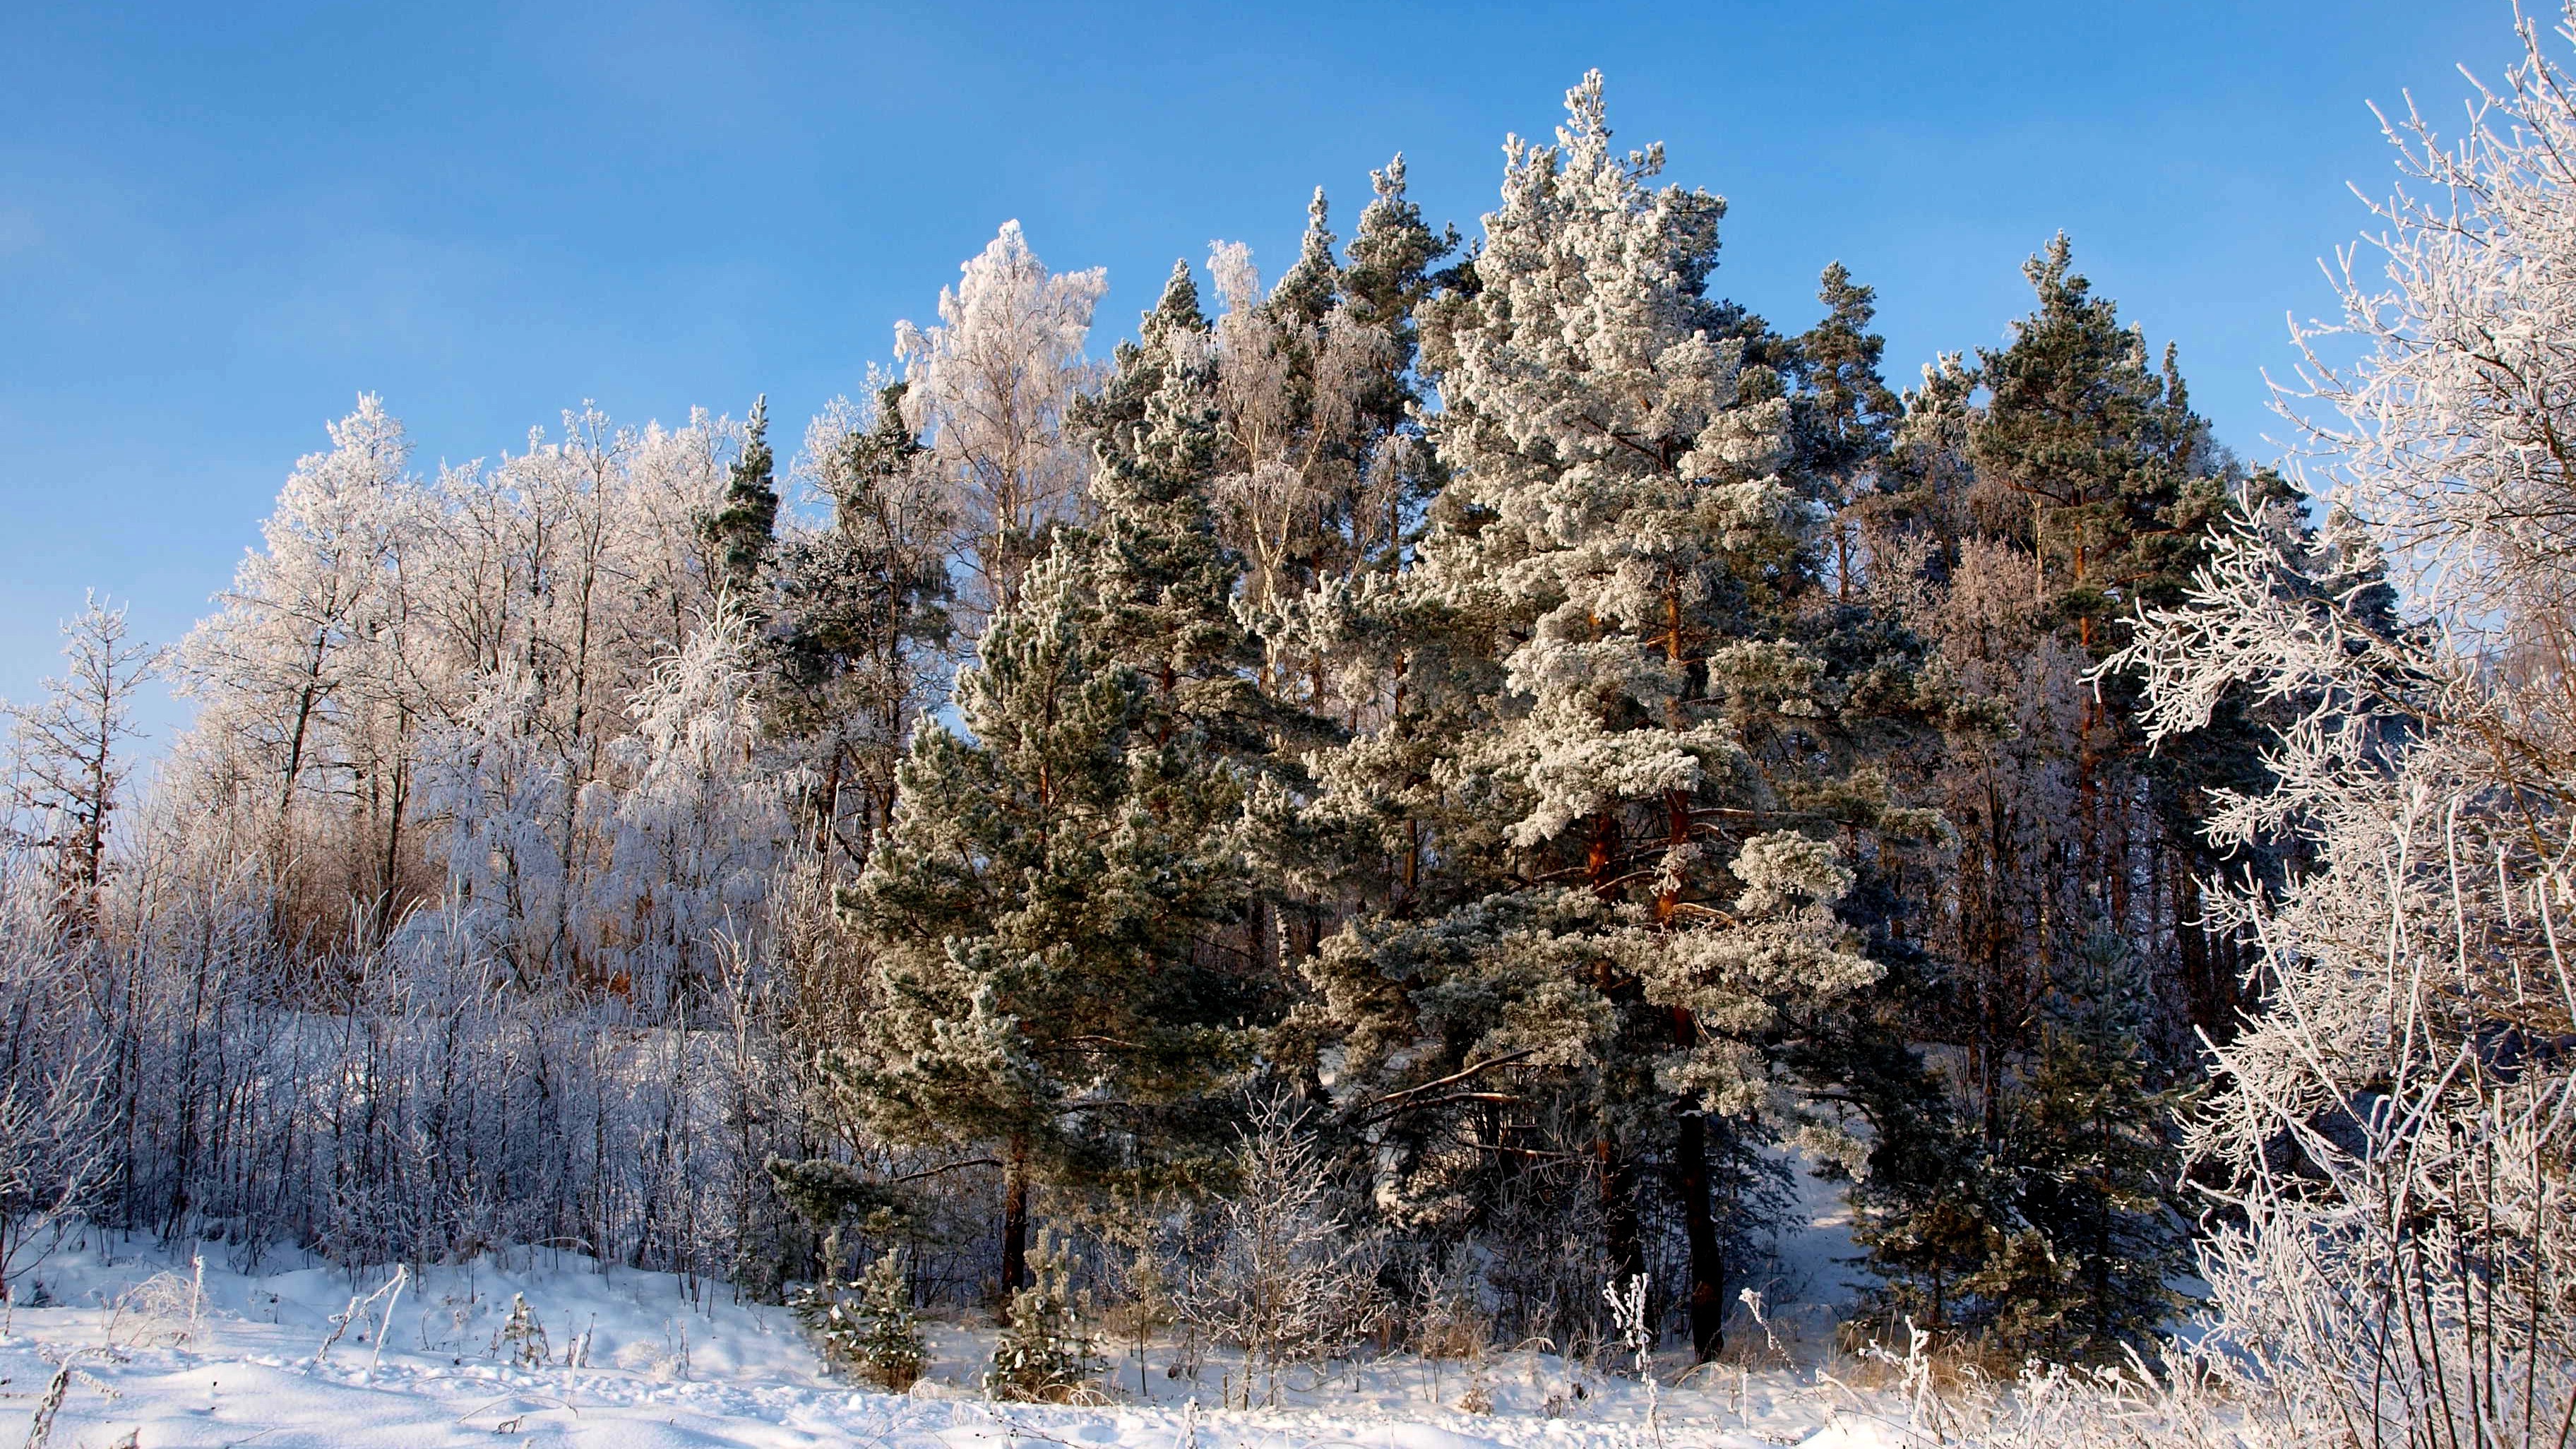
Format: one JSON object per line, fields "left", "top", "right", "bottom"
{"left": 0, "top": 0, "right": 2525, "bottom": 742}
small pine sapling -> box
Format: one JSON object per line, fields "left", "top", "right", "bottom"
{"left": 786, "top": 1265, "right": 867, "bottom": 1377}
{"left": 984, "top": 1230, "right": 1099, "bottom": 1403}
{"left": 842, "top": 1251, "right": 927, "bottom": 1390}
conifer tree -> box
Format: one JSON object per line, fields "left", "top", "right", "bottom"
{"left": 765, "top": 381, "right": 954, "bottom": 865}
{"left": 1341, "top": 155, "right": 1455, "bottom": 375}
{"left": 1836, "top": 238, "right": 2239, "bottom": 1362}
{"left": 1969, "top": 235, "right": 2225, "bottom": 650}
{"left": 1269, "top": 189, "right": 1342, "bottom": 329}
{"left": 1203, "top": 165, "right": 1448, "bottom": 640}
{"left": 1794, "top": 265, "right": 1904, "bottom": 601}
{"left": 1295, "top": 73, "right": 1932, "bottom": 1360}
{"left": 1978, "top": 940, "right": 2188, "bottom": 1361}
{"left": 705, "top": 395, "right": 780, "bottom": 599}
{"left": 1077, "top": 261, "right": 1308, "bottom": 762}
{"left": 825, "top": 544, "right": 1254, "bottom": 1294}
{"left": 1333, "top": 156, "right": 1455, "bottom": 577}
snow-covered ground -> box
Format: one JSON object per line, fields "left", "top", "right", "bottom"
{"left": 0, "top": 1228, "right": 1921, "bottom": 1449}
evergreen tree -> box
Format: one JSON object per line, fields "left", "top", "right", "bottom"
{"left": 765, "top": 381, "right": 954, "bottom": 866}
{"left": 1985, "top": 939, "right": 2188, "bottom": 1361}
{"left": 985, "top": 1229, "right": 1100, "bottom": 1400}
{"left": 705, "top": 395, "right": 780, "bottom": 599}
{"left": 1838, "top": 238, "right": 2240, "bottom": 1363}
{"left": 1342, "top": 155, "right": 1455, "bottom": 366}
{"left": 847, "top": 1250, "right": 929, "bottom": 1390}
{"left": 1969, "top": 235, "right": 2225, "bottom": 652}
{"left": 1082, "top": 262, "right": 1332, "bottom": 762}
{"left": 1296, "top": 73, "right": 1933, "bottom": 1360}
{"left": 1269, "top": 188, "right": 1342, "bottom": 329}
{"left": 1335, "top": 155, "right": 1456, "bottom": 578}
{"left": 1793, "top": 265, "right": 1904, "bottom": 602}
{"left": 824, "top": 543, "right": 1255, "bottom": 1294}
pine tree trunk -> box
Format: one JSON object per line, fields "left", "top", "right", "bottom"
{"left": 1000, "top": 1142, "right": 1031, "bottom": 1299}
{"left": 1676, "top": 1107, "right": 1724, "bottom": 1361}
{"left": 1596, "top": 1139, "right": 1643, "bottom": 1291}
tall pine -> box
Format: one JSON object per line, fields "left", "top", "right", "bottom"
{"left": 1296, "top": 74, "right": 1933, "bottom": 1360}
{"left": 827, "top": 280, "right": 1277, "bottom": 1292}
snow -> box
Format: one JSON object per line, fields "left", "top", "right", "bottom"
{"left": 0, "top": 1234, "right": 1909, "bottom": 1449}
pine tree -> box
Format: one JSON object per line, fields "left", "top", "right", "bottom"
{"left": 764, "top": 381, "right": 955, "bottom": 866}
{"left": 1991, "top": 939, "right": 2188, "bottom": 1361}
{"left": 1335, "top": 155, "right": 1455, "bottom": 578}
{"left": 1969, "top": 235, "right": 2225, "bottom": 652}
{"left": 1269, "top": 189, "right": 1342, "bottom": 329}
{"left": 704, "top": 395, "right": 780, "bottom": 599}
{"left": 1295, "top": 73, "right": 1932, "bottom": 1360}
{"left": 984, "top": 1229, "right": 1099, "bottom": 1401}
{"left": 1341, "top": 155, "right": 1455, "bottom": 366}
{"left": 825, "top": 547, "right": 1253, "bottom": 1295}
{"left": 1836, "top": 238, "right": 2245, "bottom": 1362}
{"left": 793, "top": 1248, "right": 927, "bottom": 1390}
{"left": 1794, "top": 265, "right": 1904, "bottom": 602}
{"left": 1076, "top": 261, "right": 1302, "bottom": 761}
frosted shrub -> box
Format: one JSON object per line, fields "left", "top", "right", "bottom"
{"left": 1179, "top": 1099, "right": 1385, "bottom": 1406}
{"left": 1847, "top": 1323, "right": 2248, "bottom": 1448}
{"left": 494, "top": 1294, "right": 550, "bottom": 1368}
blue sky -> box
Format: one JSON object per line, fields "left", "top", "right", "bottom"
{"left": 0, "top": 0, "right": 2526, "bottom": 742}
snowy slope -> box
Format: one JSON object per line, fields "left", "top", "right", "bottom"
{"left": 0, "top": 1234, "right": 1913, "bottom": 1449}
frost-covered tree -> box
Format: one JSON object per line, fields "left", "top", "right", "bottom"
{"left": 1205, "top": 165, "right": 1448, "bottom": 654}
{"left": 1291, "top": 73, "right": 1931, "bottom": 1360}
{"left": 2108, "top": 16, "right": 2576, "bottom": 1438}
{"left": 411, "top": 666, "right": 578, "bottom": 986}
{"left": 596, "top": 604, "right": 786, "bottom": 1003}
{"left": 176, "top": 395, "right": 429, "bottom": 926}
{"left": 1073, "top": 261, "right": 1289, "bottom": 763}
{"left": 764, "top": 381, "right": 955, "bottom": 868}
{"left": 898, "top": 222, "right": 1107, "bottom": 626}
{"left": 704, "top": 395, "right": 779, "bottom": 598}
{"left": 823, "top": 547, "right": 1255, "bottom": 1294}
{"left": 1206, "top": 227, "right": 1391, "bottom": 619}
{"left": 1180, "top": 1099, "right": 1385, "bottom": 1405}
{"left": 984, "top": 1229, "right": 1099, "bottom": 1400}
{"left": 5, "top": 595, "right": 162, "bottom": 934}
{"left": 169, "top": 395, "right": 758, "bottom": 976}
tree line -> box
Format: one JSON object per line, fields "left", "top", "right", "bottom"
{"left": 6, "top": 37, "right": 2572, "bottom": 1443}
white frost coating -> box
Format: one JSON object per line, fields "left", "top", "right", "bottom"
{"left": 898, "top": 220, "right": 1108, "bottom": 623}
{"left": 1414, "top": 71, "right": 1803, "bottom": 852}
{"left": 2104, "top": 14, "right": 2576, "bottom": 1441}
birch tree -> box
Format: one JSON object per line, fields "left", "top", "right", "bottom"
{"left": 898, "top": 222, "right": 1107, "bottom": 626}
{"left": 5, "top": 595, "right": 162, "bottom": 933}
{"left": 2111, "top": 13, "right": 2576, "bottom": 1438}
